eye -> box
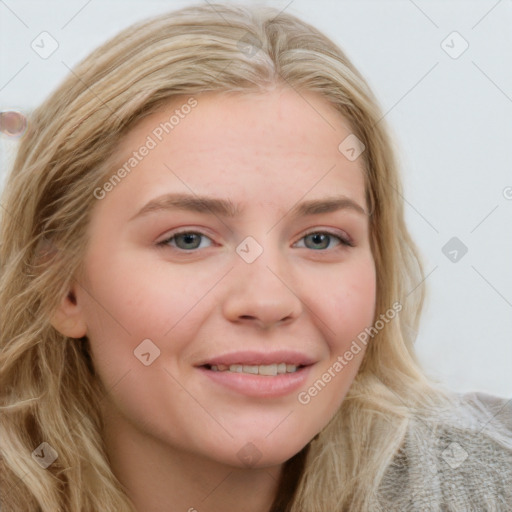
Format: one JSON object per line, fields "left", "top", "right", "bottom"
{"left": 156, "top": 231, "right": 213, "bottom": 251}
{"left": 294, "top": 231, "right": 354, "bottom": 251}
{"left": 156, "top": 229, "right": 354, "bottom": 253}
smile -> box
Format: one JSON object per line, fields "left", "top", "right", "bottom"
{"left": 207, "top": 363, "right": 301, "bottom": 375}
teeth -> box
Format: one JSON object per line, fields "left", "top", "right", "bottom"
{"left": 210, "top": 363, "right": 299, "bottom": 375}
{"left": 259, "top": 364, "right": 277, "bottom": 376}
{"left": 242, "top": 365, "right": 259, "bottom": 374}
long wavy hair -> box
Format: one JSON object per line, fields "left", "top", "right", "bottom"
{"left": 0, "top": 3, "right": 448, "bottom": 511}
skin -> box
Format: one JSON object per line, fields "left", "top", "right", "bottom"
{"left": 51, "top": 87, "right": 376, "bottom": 512}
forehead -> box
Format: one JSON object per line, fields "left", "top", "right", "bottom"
{"left": 104, "top": 88, "right": 367, "bottom": 212}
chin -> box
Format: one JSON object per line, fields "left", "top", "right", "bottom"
{"left": 215, "top": 437, "right": 311, "bottom": 470}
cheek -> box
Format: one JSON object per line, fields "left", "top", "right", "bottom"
{"left": 296, "top": 256, "right": 376, "bottom": 419}
{"left": 341, "top": 262, "right": 376, "bottom": 331}
{"left": 78, "top": 249, "right": 221, "bottom": 387}
{"left": 319, "top": 254, "right": 377, "bottom": 347}
{"left": 81, "top": 249, "right": 212, "bottom": 338}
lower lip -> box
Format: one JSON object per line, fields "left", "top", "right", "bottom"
{"left": 198, "top": 365, "right": 313, "bottom": 398}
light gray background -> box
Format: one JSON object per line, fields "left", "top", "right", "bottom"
{"left": 1, "top": 0, "right": 511, "bottom": 397}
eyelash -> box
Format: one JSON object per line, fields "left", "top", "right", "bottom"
{"left": 156, "top": 229, "right": 355, "bottom": 252}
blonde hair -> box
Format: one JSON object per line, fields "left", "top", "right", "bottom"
{"left": 0, "top": 3, "right": 448, "bottom": 510}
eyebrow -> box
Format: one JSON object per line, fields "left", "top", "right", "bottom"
{"left": 130, "top": 192, "right": 366, "bottom": 221}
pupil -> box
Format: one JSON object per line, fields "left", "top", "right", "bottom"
{"left": 309, "top": 233, "right": 328, "bottom": 249}
{"left": 180, "top": 233, "right": 199, "bottom": 248}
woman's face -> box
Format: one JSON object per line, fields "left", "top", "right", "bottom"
{"left": 68, "top": 88, "right": 376, "bottom": 468}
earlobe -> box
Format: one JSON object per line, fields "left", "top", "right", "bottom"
{"left": 50, "top": 288, "right": 87, "bottom": 339}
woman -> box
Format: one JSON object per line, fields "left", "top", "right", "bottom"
{"left": 1, "top": 3, "right": 510, "bottom": 511}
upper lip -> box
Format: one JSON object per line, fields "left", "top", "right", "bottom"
{"left": 197, "top": 350, "right": 316, "bottom": 367}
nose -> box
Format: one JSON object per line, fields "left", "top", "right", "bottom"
{"left": 222, "top": 245, "right": 303, "bottom": 329}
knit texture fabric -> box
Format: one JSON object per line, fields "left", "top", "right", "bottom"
{"left": 376, "top": 391, "right": 512, "bottom": 511}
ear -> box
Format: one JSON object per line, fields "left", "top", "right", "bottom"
{"left": 50, "top": 287, "right": 87, "bottom": 339}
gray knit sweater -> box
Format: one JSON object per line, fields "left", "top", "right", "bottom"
{"left": 376, "top": 392, "right": 512, "bottom": 511}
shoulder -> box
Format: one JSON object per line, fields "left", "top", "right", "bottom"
{"left": 377, "top": 391, "right": 512, "bottom": 511}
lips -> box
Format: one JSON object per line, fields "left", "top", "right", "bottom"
{"left": 198, "top": 350, "right": 316, "bottom": 368}
{"left": 196, "top": 350, "right": 316, "bottom": 397}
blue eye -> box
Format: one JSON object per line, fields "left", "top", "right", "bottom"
{"left": 157, "top": 231, "right": 213, "bottom": 251}
{"left": 294, "top": 231, "right": 353, "bottom": 250}
{"left": 157, "top": 230, "right": 353, "bottom": 252}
